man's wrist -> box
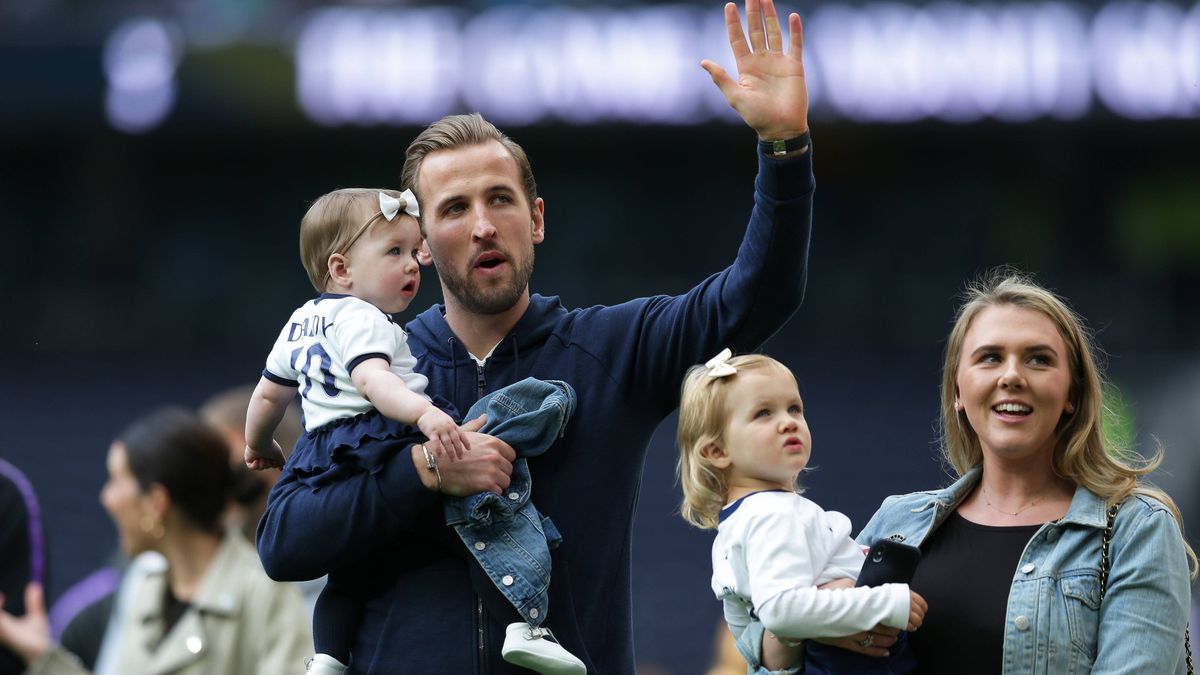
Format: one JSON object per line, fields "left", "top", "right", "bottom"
{"left": 410, "top": 444, "right": 439, "bottom": 491}
{"left": 758, "top": 131, "right": 811, "bottom": 159}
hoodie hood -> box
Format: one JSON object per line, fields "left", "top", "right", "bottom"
{"left": 405, "top": 293, "right": 568, "bottom": 368}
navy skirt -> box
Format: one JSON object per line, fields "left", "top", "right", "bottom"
{"left": 285, "top": 397, "right": 457, "bottom": 488}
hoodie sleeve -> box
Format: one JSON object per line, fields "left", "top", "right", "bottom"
{"left": 576, "top": 143, "right": 814, "bottom": 413}
{"left": 256, "top": 451, "right": 438, "bottom": 581}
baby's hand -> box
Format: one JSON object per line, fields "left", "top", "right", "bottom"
{"left": 245, "top": 441, "right": 285, "bottom": 471}
{"left": 418, "top": 408, "right": 470, "bottom": 460}
{"left": 907, "top": 590, "right": 928, "bottom": 631}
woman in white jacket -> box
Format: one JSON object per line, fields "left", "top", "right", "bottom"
{"left": 0, "top": 408, "right": 312, "bottom": 675}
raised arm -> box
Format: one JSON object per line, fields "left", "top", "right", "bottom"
{"left": 581, "top": 0, "right": 815, "bottom": 413}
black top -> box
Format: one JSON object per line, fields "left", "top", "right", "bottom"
{"left": 908, "top": 512, "right": 1039, "bottom": 675}
{"left": 161, "top": 583, "right": 191, "bottom": 641}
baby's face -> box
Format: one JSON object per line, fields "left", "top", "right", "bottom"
{"left": 343, "top": 213, "right": 424, "bottom": 314}
{"left": 718, "top": 367, "right": 811, "bottom": 492}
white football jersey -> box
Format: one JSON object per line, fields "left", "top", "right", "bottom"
{"left": 264, "top": 294, "right": 429, "bottom": 431}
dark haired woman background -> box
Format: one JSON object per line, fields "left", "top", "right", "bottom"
{"left": 0, "top": 408, "right": 312, "bottom": 675}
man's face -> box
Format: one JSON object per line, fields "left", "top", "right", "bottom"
{"left": 416, "top": 140, "right": 544, "bottom": 316}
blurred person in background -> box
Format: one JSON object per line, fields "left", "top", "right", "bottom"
{"left": 199, "top": 382, "right": 304, "bottom": 543}
{"left": 40, "top": 384, "right": 309, "bottom": 672}
{"left": 254, "top": 0, "right": 816, "bottom": 671}
{"left": 0, "top": 460, "right": 46, "bottom": 675}
{"left": 0, "top": 408, "right": 312, "bottom": 674}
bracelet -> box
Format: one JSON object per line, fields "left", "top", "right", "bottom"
{"left": 758, "top": 131, "right": 811, "bottom": 158}
{"left": 419, "top": 444, "right": 442, "bottom": 491}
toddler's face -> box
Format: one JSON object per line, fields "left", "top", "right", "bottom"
{"left": 343, "top": 213, "right": 424, "bottom": 314}
{"left": 716, "top": 367, "right": 811, "bottom": 494}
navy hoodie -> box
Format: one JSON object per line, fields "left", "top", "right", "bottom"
{"left": 257, "top": 145, "right": 815, "bottom": 674}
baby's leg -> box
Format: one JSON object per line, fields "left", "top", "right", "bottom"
{"left": 310, "top": 569, "right": 366, "bottom": 672}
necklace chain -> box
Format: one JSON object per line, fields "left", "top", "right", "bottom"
{"left": 981, "top": 484, "right": 1044, "bottom": 516}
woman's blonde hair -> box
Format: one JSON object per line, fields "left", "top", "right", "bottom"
{"left": 676, "top": 353, "right": 797, "bottom": 530}
{"left": 941, "top": 269, "right": 1197, "bottom": 576}
{"left": 298, "top": 188, "right": 409, "bottom": 292}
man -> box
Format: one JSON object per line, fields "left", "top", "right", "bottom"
{"left": 258, "top": 0, "right": 814, "bottom": 671}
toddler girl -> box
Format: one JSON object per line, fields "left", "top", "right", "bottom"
{"left": 246, "top": 188, "right": 584, "bottom": 675}
{"left": 676, "top": 349, "right": 926, "bottom": 673}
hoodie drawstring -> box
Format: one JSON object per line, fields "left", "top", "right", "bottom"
{"left": 447, "top": 336, "right": 460, "bottom": 407}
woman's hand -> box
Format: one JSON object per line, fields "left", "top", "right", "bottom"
{"left": 0, "top": 582, "right": 51, "bottom": 665}
{"left": 810, "top": 625, "right": 901, "bottom": 658}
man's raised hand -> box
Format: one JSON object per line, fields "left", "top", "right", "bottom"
{"left": 701, "top": 0, "right": 809, "bottom": 141}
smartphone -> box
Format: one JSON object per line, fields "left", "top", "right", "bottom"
{"left": 855, "top": 539, "right": 921, "bottom": 587}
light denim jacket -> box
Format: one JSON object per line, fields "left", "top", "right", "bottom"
{"left": 442, "top": 377, "right": 575, "bottom": 627}
{"left": 857, "top": 467, "right": 1192, "bottom": 675}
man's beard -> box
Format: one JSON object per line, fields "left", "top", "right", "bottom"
{"left": 435, "top": 248, "right": 535, "bottom": 316}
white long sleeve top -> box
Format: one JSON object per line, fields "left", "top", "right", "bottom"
{"left": 711, "top": 490, "right": 910, "bottom": 639}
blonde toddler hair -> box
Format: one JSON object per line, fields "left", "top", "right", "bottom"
{"left": 676, "top": 353, "right": 798, "bottom": 530}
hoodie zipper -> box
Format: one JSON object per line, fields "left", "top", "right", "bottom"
{"left": 476, "top": 361, "right": 487, "bottom": 674}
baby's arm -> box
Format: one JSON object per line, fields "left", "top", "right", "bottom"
{"left": 245, "top": 377, "right": 297, "bottom": 470}
{"left": 350, "top": 358, "right": 469, "bottom": 459}
{"left": 744, "top": 506, "right": 912, "bottom": 639}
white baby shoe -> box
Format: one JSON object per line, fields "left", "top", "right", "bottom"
{"left": 305, "top": 653, "right": 349, "bottom": 675}
{"left": 501, "top": 622, "right": 586, "bottom": 674}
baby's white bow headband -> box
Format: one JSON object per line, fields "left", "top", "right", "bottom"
{"left": 380, "top": 189, "right": 420, "bottom": 220}
{"left": 704, "top": 348, "right": 737, "bottom": 378}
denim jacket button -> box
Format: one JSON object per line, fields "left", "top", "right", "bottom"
{"left": 502, "top": 575, "right": 515, "bottom": 586}
{"left": 1014, "top": 616, "right": 1030, "bottom": 631}
{"left": 474, "top": 542, "right": 487, "bottom": 551}
{"left": 1046, "top": 528, "right": 1060, "bottom": 542}
{"left": 508, "top": 492, "right": 520, "bottom": 501}
{"left": 530, "top": 608, "right": 539, "bottom": 619}
{"left": 1021, "top": 563, "right": 1035, "bottom": 574}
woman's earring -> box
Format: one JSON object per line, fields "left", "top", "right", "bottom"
{"left": 954, "top": 399, "right": 963, "bottom": 412}
{"left": 141, "top": 515, "right": 165, "bottom": 540}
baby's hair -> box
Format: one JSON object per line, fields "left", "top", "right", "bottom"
{"left": 676, "top": 353, "right": 797, "bottom": 530}
{"left": 298, "top": 187, "right": 411, "bottom": 292}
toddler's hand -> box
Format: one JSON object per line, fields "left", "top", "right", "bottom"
{"left": 418, "top": 408, "right": 470, "bottom": 460}
{"left": 245, "top": 441, "right": 285, "bottom": 471}
{"left": 906, "top": 590, "right": 928, "bottom": 631}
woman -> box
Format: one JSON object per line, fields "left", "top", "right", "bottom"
{"left": 0, "top": 408, "right": 313, "bottom": 674}
{"left": 854, "top": 272, "right": 1197, "bottom": 673}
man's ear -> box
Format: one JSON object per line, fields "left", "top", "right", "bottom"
{"left": 530, "top": 198, "right": 545, "bottom": 245}
{"left": 699, "top": 442, "right": 731, "bottom": 469}
{"left": 328, "top": 253, "right": 351, "bottom": 288}
{"left": 416, "top": 238, "right": 433, "bottom": 266}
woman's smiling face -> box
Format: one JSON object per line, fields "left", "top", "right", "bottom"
{"left": 955, "top": 304, "right": 1074, "bottom": 464}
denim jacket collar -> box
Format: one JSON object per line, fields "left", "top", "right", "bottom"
{"left": 918, "top": 465, "right": 1109, "bottom": 530}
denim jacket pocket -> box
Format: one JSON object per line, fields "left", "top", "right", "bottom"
{"left": 1059, "top": 573, "right": 1101, "bottom": 661}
